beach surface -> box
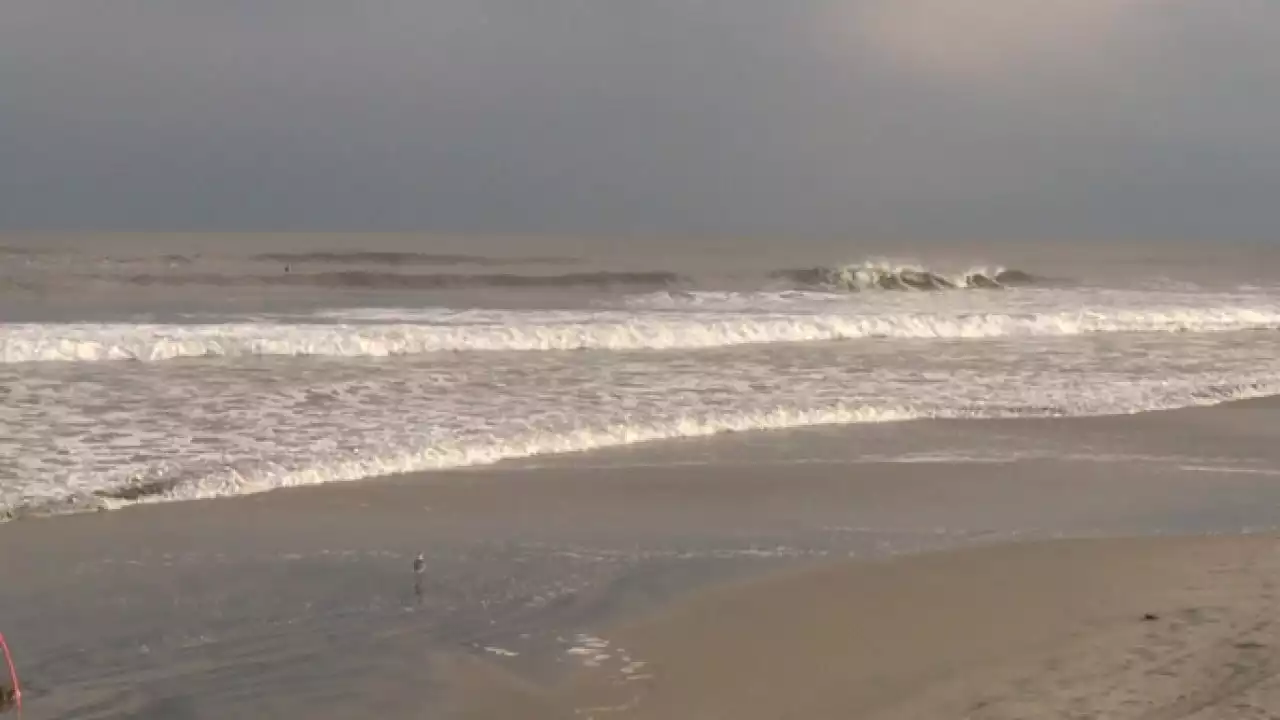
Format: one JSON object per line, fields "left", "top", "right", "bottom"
{"left": 494, "top": 534, "right": 1280, "bottom": 720}
{"left": 4, "top": 397, "right": 1280, "bottom": 718}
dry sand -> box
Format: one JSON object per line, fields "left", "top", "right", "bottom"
{"left": 4, "top": 398, "right": 1280, "bottom": 718}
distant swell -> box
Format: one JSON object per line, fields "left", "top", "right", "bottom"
{"left": 125, "top": 270, "right": 687, "bottom": 290}
{"left": 253, "top": 251, "right": 578, "bottom": 266}
{"left": 774, "top": 262, "right": 1040, "bottom": 291}
{"left": 61, "top": 259, "right": 1049, "bottom": 294}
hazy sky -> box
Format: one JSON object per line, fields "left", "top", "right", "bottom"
{"left": 3, "top": 1, "right": 1279, "bottom": 239}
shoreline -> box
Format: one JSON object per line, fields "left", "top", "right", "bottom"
{"left": 7, "top": 392, "right": 1280, "bottom": 527}
{"left": 4, "top": 397, "right": 1280, "bottom": 717}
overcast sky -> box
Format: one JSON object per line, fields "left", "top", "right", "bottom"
{"left": 2, "top": 1, "right": 1279, "bottom": 240}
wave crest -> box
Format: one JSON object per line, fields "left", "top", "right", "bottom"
{"left": 774, "top": 261, "right": 1039, "bottom": 292}
{"left": 5, "top": 305, "right": 1280, "bottom": 362}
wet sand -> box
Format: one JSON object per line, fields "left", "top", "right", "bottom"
{"left": 509, "top": 535, "right": 1280, "bottom": 720}
{"left": 3, "top": 398, "right": 1280, "bottom": 718}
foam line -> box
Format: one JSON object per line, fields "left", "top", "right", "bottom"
{"left": 5, "top": 304, "right": 1280, "bottom": 363}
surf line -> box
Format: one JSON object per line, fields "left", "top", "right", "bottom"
{"left": 0, "top": 631, "right": 20, "bottom": 714}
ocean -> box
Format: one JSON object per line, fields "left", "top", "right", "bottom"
{"left": 5, "top": 233, "right": 1280, "bottom": 521}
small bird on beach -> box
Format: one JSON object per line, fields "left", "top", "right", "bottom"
{"left": 411, "top": 553, "right": 427, "bottom": 606}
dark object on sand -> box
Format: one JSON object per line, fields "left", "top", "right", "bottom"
{"left": 0, "top": 684, "right": 16, "bottom": 713}
{"left": 1142, "top": 613, "right": 1160, "bottom": 621}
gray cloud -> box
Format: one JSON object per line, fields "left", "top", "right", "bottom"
{"left": 1, "top": 1, "right": 1278, "bottom": 239}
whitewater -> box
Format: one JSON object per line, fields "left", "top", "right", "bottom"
{"left": 5, "top": 240, "right": 1280, "bottom": 520}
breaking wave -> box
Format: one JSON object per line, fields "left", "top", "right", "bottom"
{"left": 6, "top": 305, "right": 1280, "bottom": 362}
{"left": 9, "top": 375, "right": 1280, "bottom": 520}
{"left": 4, "top": 403, "right": 918, "bottom": 519}
{"left": 774, "top": 261, "right": 1040, "bottom": 291}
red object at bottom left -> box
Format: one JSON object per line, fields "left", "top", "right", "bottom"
{"left": 0, "top": 632, "right": 20, "bottom": 714}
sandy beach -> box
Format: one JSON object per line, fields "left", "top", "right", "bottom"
{"left": 5, "top": 0, "right": 1280, "bottom": 710}
{"left": 6, "top": 0, "right": 1280, "bottom": 713}
{"left": 2, "top": 398, "right": 1280, "bottom": 718}
{"left": 504, "top": 534, "right": 1280, "bottom": 720}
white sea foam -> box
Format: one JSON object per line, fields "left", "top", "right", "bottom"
{"left": 5, "top": 333, "right": 1280, "bottom": 520}
{"left": 776, "top": 260, "right": 1032, "bottom": 292}
{"left": 54, "top": 404, "right": 920, "bottom": 515}
{"left": 6, "top": 278, "right": 1280, "bottom": 519}
{"left": 5, "top": 301, "right": 1280, "bottom": 363}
